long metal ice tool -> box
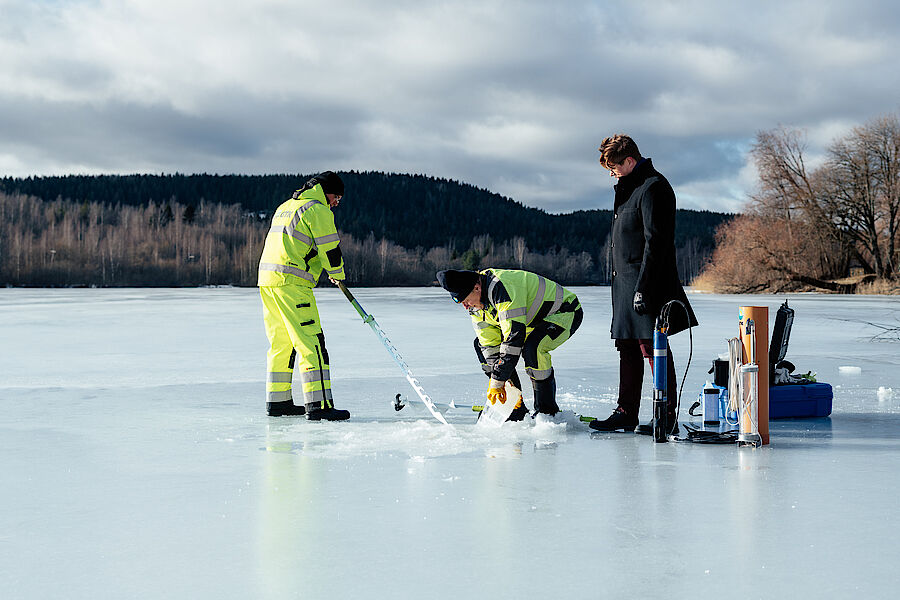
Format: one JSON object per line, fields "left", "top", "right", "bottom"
{"left": 337, "top": 282, "right": 450, "bottom": 426}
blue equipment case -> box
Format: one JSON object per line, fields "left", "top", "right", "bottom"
{"left": 698, "top": 300, "right": 833, "bottom": 422}
{"left": 700, "top": 383, "right": 833, "bottom": 422}
{"left": 768, "top": 382, "right": 833, "bottom": 419}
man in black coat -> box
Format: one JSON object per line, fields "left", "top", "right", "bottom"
{"left": 589, "top": 134, "right": 698, "bottom": 434}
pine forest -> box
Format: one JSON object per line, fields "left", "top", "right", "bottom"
{"left": 0, "top": 172, "right": 731, "bottom": 287}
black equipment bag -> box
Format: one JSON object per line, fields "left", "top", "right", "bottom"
{"left": 769, "top": 300, "right": 794, "bottom": 382}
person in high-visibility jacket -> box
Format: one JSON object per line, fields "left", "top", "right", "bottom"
{"left": 258, "top": 171, "right": 350, "bottom": 421}
{"left": 436, "top": 268, "right": 583, "bottom": 418}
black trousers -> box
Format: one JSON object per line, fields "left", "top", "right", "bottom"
{"left": 615, "top": 338, "right": 677, "bottom": 417}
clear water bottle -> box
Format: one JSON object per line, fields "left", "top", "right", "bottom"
{"left": 702, "top": 381, "right": 720, "bottom": 424}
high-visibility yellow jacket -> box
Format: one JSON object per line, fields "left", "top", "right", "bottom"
{"left": 470, "top": 268, "right": 579, "bottom": 380}
{"left": 257, "top": 184, "right": 345, "bottom": 287}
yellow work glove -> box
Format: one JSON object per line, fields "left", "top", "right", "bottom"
{"left": 486, "top": 379, "right": 507, "bottom": 405}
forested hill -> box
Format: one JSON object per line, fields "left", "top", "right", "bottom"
{"left": 0, "top": 172, "right": 731, "bottom": 264}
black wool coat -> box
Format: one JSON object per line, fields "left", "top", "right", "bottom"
{"left": 609, "top": 158, "right": 698, "bottom": 339}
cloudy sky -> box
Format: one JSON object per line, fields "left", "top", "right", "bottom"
{"left": 1, "top": 0, "right": 899, "bottom": 213}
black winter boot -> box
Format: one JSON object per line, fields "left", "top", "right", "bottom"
{"left": 267, "top": 401, "right": 306, "bottom": 417}
{"left": 589, "top": 407, "right": 638, "bottom": 432}
{"left": 532, "top": 373, "right": 560, "bottom": 416}
{"left": 635, "top": 400, "right": 679, "bottom": 435}
{"left": 635, "top": 417, "right": 679, "bottom": 436}
{"left": 507, "top": 402, "right": 530, "bottom": 421}
{"left": 306, "top": 405, "right": 350, "bottom": 421}
{"left": 505, "top": 377, "right": 530, "bottom": 421}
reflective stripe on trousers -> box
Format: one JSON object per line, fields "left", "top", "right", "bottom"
{"left": 522, "top": 306, "right": 583, "bottom": 382}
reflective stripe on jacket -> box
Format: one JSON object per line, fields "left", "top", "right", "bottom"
{"left": 257, "top": 184, "right": 345, "bottom": 287}
{"left": 470, "top": 268, "right": 579, "bottom": 381}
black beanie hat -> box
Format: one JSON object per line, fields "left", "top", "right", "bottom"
{"left": 311, "top": 171, "right": 345, "bottom": 196}
{"left": 293, "top": 171, "right": 345, "bottom": 199}
{"left": 436, "top": 269, "right": 480, "bottom": 303}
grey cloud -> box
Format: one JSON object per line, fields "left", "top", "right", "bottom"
{"left": 1, "top": 0, "right": 899, "bottom": 214}
{"left": 0, "top": 92, "right": 364, "bottom": 174}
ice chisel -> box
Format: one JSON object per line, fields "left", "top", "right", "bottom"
{"left": 337, "top": 281, "right": 450, "bottom": 426}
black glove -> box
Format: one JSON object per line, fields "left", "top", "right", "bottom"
{"left": 633, "top": 292, "right": 648, "bottom": 315}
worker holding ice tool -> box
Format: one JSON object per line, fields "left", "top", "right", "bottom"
{"left": 436, "top": 269, "right": 583, "bottom": 421}
{"left": 258, "top": 171, "right": 350, "bottom": 421}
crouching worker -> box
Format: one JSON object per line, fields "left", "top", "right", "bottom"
{"left": 258, "top": 171, "right": 350, "bottom": 421}
{"left": 436, "top": 268, "right": 583, "bottom": 420}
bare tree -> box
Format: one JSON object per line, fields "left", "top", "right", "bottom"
{"left": 825, "top": 130, "right": 886, "bottom": 276}
{"left": 701, "top": 113, "right": 900, "bottom": 293}
{"left": 819, "top": 115, "right": 900, "bottom": 279}
{"left": 866, "top": 114, "right": 900, "bottom": 277}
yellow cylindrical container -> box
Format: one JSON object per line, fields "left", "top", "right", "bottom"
{"left": 739, "top": 306, "right": 769, "bottom": 445}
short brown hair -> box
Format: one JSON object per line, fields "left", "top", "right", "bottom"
{"left": 598, "top": 134, "right": 641, "bottom": 169}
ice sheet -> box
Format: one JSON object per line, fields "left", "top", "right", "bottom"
{"left": 1, "top": 287, "right": 898, "bottom": 599}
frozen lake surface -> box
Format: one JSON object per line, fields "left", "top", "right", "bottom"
{"left": 2, "top": 286, "right": 898, "bottom": 599}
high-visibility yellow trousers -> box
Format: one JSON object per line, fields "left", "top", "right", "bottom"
{"left": 259, "top": 285, "right": 334, "bottom": 410}
{"left": 522, "top": 306, "right": 583, "bottom": 381}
